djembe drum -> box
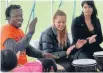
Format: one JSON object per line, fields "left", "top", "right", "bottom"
{"left": 93, "top": 51, "right": 103, "bottom": 71}
{"left": 72, "top": 59, "right": 97, "bottom": 72}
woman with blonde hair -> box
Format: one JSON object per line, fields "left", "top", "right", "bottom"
{"left": 39, "top": 10, "right": 79, "bottom": 72}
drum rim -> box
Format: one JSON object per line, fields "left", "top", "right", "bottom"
{"left": 72, "top": 63, "right": 97, "bottom": 67}
{"left": 93, "top": 51, "right": 103, "bottom": 56}
{"left": 93, "top": 55, "right": 103, "bottom": 57}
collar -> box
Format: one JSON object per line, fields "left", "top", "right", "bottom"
{"left": 52, "top": 26, "right": 57, "bottom": 37}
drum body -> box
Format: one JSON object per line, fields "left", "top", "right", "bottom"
{"left": 72, "top": 59, "right": 97, "bottom": 72}
{"left": 93, "top": 51, "right": 103, "bottom": 71}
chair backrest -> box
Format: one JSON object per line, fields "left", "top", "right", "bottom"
{"left": 30, "top": 40, "right": 39, "bottom": 49}
{"left": 68, "top": 33, "right": 73, "bottom": 44}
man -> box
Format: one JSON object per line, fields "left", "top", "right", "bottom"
{"left": 1, "top": 5, "right": 57, "bottom": 71}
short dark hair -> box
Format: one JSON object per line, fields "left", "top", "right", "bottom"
{"left": 1, "top": 49, "right": 17, "bottom": 72}
{"left": 81, "top": 0, "right": 98, "bottom": 18}
{"left": 5, "top": 5, "right": 21, "bottom": 19}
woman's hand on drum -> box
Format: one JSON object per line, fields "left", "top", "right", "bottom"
{"left": 75, "top": 39, "right": 87, "bottom": 49}
{"left": 66, "top": 45, "right": 75, "bottom": 55}
{"left": 87, "top": 35, "right": 97, "bottom": 44}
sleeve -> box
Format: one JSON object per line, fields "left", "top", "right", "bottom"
{"left": 4, "top": 32, "right": 33, "bottom": 53}
{"left": 71, "top": 18, "right": 79, "bottom": 44}
{"left": 67, "top": 37, "right": 71, "bottom": 48}
{"left": 71, "top": 18, "right": 90, "bottom": 49}
{"left": 94, "top": 19, "right": 103, "bottom": 45}
{"left": 41, "top": 33, "right": 67, "bottom": 59}
{"left": 41, "top": 33, "right": 54, "bottom": 53}
{"left": 1, "top": 29, "right": 14, "bottom": 47}
{"left": 26, "top": 45, "right": 44, "bottom": 58}
{"left": 4, "top": 38, "right": 24, "bottom": 52}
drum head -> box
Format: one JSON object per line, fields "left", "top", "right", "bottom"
{"left": 72, "top": 59, "right": 97, "bottom": 66}
{"left": 93, "top": 51, "right": 103, "bottom": 57}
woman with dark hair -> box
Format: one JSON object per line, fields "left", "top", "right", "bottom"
{"left": 71, "top": 0, "right": 103, "bottom": 59}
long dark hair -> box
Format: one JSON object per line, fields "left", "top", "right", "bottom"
{"left": 81, "top": 0, "right": 98, "bottom": 18}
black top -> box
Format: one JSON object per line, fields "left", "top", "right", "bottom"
{"left": 71, "top": 15, "right": 103, "bottom": 54}
{"left": 39, "top": 26, "right": 71, "bottom": 59}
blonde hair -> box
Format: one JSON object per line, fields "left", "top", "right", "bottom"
{"left": 53, "top": 10, "right": 68, "bottom": 47}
